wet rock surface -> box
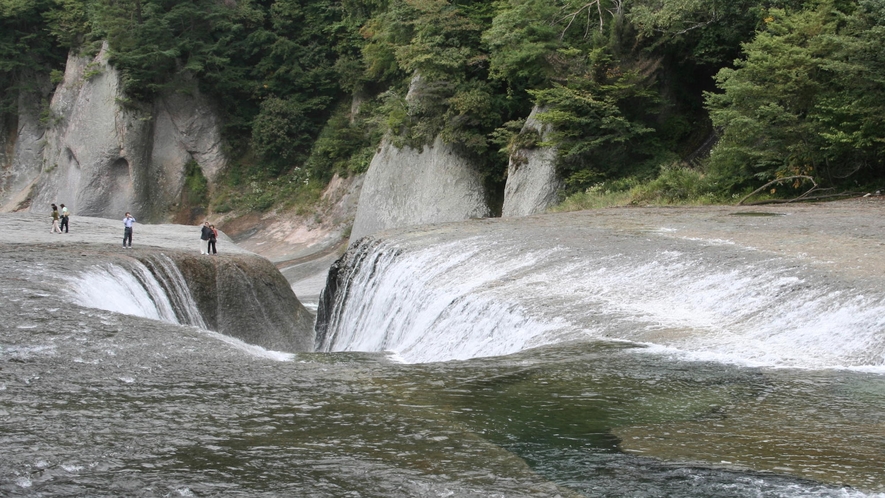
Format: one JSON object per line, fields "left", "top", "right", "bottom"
{"left": 0, "top": 213, "right": 315, "bottom": 352}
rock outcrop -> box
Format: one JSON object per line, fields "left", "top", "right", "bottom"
{"left": 0, "top": 72, "right": 53, "bottom": 212}
{"left": 349, "top": 72, "right": 491, "bottom": 242}
{"left": 501, "top": 107, "right": 562, "bottom": 217}
{"left": 0, "top": 213, "right": 314, "bottom": 352}
{"left": 350, "top": 135, "right": 491, "bottom": 241}
{"left": 0, "top": 43, "right": 226, "bottom": 222}
{"left": 161, "top": 251, "right": 315, "bottom": 352}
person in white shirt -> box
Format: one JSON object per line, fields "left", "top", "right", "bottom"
{"left": 122, "top": 212, "right": 136, "bottom": 248}
{"left": 59, "top": 204, "right": 69, "bottom": 233}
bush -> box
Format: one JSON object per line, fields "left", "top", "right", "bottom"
{"left": 630, "top": 164, "right": 718, "bottom": 204}
{"left": 182, "top": 160, "right": 209, "bottom": 207}
{"left": 551, "top": 177, "right": 639, "bottom": 212}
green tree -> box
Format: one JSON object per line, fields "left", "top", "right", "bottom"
{"left": 0, "top": 0, "right": 67, "bottom": 113}
{"left": 706, "top": 0, "right": 885, "bottom": 192}
{"left": 361, "top": 0, "right": 511, "bottom": 164}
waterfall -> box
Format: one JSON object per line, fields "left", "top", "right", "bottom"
{"left": 64, "top": 256, "right": 204, "bottom": 328}
{"left": 141, "top": 254, "right": 207, "bottom": 328}
{"left": 318, "top": 231, "right": 885, "bottom": 368}
{"left": 65, "top": 261, "right": 179, "bottom": 323}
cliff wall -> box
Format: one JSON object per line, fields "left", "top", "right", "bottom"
{"left": 0, "top": 44, "right": 226, "bottom": 222}
{"left": 350, "top": 135, "right": 491, "bottom": 241}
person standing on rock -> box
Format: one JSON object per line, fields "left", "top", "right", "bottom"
{"left": 200, "top": 221, "right": 213, "bottom": 255}
{"left": 59, "top": 204, "right": 69, "bottom": 233}
{"left": 208, "top": 224, "right": 218, "bottom": 255}
{"left": 123, "top": 212, "right": 136, "bottom": 248}
{"left": 50, "top": 204, "right": 62, "bottom": 234}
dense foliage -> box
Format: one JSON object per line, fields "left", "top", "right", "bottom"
{"left": 706, "top": 0, "right": 885, "bottom": 192}
{"left": 1, "top": 0, "right": 883, "bottom": 210}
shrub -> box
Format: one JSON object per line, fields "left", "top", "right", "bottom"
{"left": 630, "top": 164, "right": 718, "bottom": 204}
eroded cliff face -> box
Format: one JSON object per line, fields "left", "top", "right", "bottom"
{"left": 349, "top": 103, "right": 566, "bottom": 240}
{"left": 501, "top": 107, "right": 562, "bottom": 217}
{"left": 0, "top": 72, "right": 53, "bottom": 212}
{"left": 349, "top": 72, "right": 492, "bottom": 242}
{"left": 350, "top": 135, "right": 491, "bottom": 241}
{"left": 0, "top": 44, "right": 226, "bottom": 222}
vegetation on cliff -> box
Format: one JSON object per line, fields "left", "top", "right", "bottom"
{"left": 1, "top": 0, "right": 883, "bottom": 210}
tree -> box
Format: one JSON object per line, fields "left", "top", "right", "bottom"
{"left": 0, "top": 0, "right": 67, "bottom": 113}
{"left": 706, "top": 0, "right": 885, "bottom": 192}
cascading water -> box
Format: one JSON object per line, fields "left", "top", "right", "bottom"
{"left": 319, "top": 227, "right": 885, "bottom": 367}
{"left": 6, "top": 210, "right": 885, "bottom": 496}
{"left": 141, "top": 254, "right": 207, "bottom": 328}
{"left": 65, "top": 261, "right": 179, "bottom": 323}
{"left": 63, "top": 257, "right": 204, "bottom": 327}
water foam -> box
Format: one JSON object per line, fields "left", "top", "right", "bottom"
{"left": 320, "top": 238, "right": 564, "bottom": 363}
{"left": 65, "top": 262, "right": 178, "bottom": 323}
{"left": 322, "top": 233, "right": 885, "bottom": 368}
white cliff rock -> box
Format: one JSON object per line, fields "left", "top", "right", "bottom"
{"left": 149, "top": 78, "right": 227, "bottom": 203}
{"left": 350, "top": 135, "right": 491, "bottom": 242}
{"left": 1, "top": 43, "right": 226, "bottom": 221}
{"left": 501, "top": 106, "right": 562, "bottom": 217}
{"left": 0, "top": 73, "right": 52, "bottom": 212}
{"left": 32, "top": 43, "right": 144, "bottom": 218}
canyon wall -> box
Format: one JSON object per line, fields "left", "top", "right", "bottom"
{"left": 0, "top": 44, "right": 226, "bottom": 222}
{"left": 350, "top": 136, "right": 491, "bottom": 241}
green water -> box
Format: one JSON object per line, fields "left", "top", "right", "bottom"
{"left": 2, "top": 318, "right": 883, "bottom": 496}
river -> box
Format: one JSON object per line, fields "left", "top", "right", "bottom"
{"left": 2, "top": 205, "right": 885, "bottom": 496}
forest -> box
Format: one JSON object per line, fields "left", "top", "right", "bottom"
{"left": 2, "top": 0, "right": 883, "bottom": 211}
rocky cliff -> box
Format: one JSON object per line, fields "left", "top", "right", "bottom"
{"left": 2, "top": 48, "right": 566, "bottom": 237}
{"left": 350, "top": 135, "right": 491, "bottom": 241}
{"left": 0, "top": 44, "right": 226, "bottom": 222}
{"left": 501, "top": 107, "right": 562, "bottom": 217}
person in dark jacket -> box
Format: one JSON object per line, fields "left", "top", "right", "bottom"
{"left": 208, "top": 224, "right": 218, "bottom": 255}
{"left": 200, "top": 221, "right": 213, "bottom": 255}
{"left": 59, "top": 204, "right": 69, "bottom": 233}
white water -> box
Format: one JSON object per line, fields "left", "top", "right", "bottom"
{"left": 322, "top": 234, "right": 885, "bottom": 368}
{"left": 64, "top": 259, "right": 204, "bottom": 327}
{"left": 66, "top": 263, "right": 178, "bottom": 322}
{"left": 143, "top": 254, "right": 208, "bottom": 328}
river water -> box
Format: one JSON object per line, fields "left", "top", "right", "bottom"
{"left": 3, "top": 207, "right": 885, "bottom": 496}
{"left": 3, "top": 323, "right": 883, "bottom": 497}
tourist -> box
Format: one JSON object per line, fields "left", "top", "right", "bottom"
{"left": 50, "top": 204, "right": 62, "bottom": 234}
{"left": 122, "top": 212, "right": 135, "bottom": 248}
{"left": 208, "top": 224, "right": 218, "bottom": 255}
{"left": 59, "top": 204, "right": 69, "bottom": 233}
{"left": 200, "top": 221, "right": 212, "bottom": 255}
